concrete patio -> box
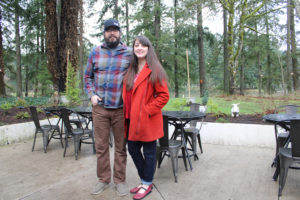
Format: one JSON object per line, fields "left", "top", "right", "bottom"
{"left": 1, "top": 135, "right": 300, "bottom": 200}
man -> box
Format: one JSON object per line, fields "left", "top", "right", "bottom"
{"left": 84, "top": 19, "right": 131, "bottom": 196}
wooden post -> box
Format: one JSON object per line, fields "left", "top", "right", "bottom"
{"left": 186, "top": 48, "right": 191, "bottom": 98}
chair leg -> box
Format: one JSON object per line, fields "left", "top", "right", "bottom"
{"left": 191, "top": 133, "right": 198, "bottom": 161}
{"left": 156, "top": 150, "right": 163, "bottom": 168}
{"left": 169, "top": 148, "right": 180, "bottom": 183}
{"left": 60, "top": 121, "right": 65, "bottom": 148}
{"left": 32, "top": 130, "right": 38, "bottom": 152}
{"left": 63, "top": 132, "right": 69, "bottom": 157}
{"left": 273, "top": 161, "right": 280, "bottom": 181}
{"left": 91, "top": 132, "right": 96, "bottom": 154}
{"left": 59, "top": 129, "right": 64, "bottom": 148}
{"left": 42, "top": 130, "right": 49, "bottom": 153}
{"left": 182, "top": 136, "right": 193, "bottom": 171}
{"left": 181, "top": 147, "right": 188, "bottom": 171}
{"left": 197, "top": 134, "right": 203, "bottom": 153}
{"left": 74, "top": 135, "right": 81, "bottom": 160}
{"left": 278, "top": 156, "right": 292, "bottom": 197}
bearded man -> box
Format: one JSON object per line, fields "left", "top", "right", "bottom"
{"left": 84, "top": 18, "right": 132, "bottom": 196}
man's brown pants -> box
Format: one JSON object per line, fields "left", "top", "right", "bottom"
{"left": 92, "top": 105, "right": 127, "bottom": 184}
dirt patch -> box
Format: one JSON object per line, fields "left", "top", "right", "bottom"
{"left": 204, "top": 113, "right": 265, "bottom": 124}
{"left": 0, "top": 107, "right": 47, "bottom": 126}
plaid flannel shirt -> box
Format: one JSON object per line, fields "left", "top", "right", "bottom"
{"left": 84, "top": 42, "right": 132, "bottom": 109}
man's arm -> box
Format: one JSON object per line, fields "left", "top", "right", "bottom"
{"left": 84, "top": 48, "right": 101, "bottom": 105}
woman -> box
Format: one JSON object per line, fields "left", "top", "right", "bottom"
{"left": 122, "top": 35, "right": 169, "bottom": 200}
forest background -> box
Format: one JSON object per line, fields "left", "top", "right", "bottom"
{"left": 0, "top": 0, "right": 299, "bottom": 103}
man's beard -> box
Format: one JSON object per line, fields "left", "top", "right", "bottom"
{"left": 104, "top": 36, "right": 120, "bottom": 49}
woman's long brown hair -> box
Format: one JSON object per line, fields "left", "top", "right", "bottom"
{"left": 125, "top": 36, "right": 168, "bottom": 90}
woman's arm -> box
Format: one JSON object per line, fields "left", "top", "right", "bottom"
{"left": 144, "top": 80, "right": 169, "bottom": 116}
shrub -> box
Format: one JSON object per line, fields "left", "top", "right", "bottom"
{"left": 201, "top": 90, "right": 209, "bottom": 106}
{"left": 0, "top": 103, "right": 13, "bottom": 110}
{"left": 15, "top": 98, "right": 27, "bottom": 107}
{"left": 216, "top": 117, "right": 229, "bottom": 123}
{"left": 15, "top": 112, "right": 30, "bottom": 119}
{"left": 25, "top": 97, "right": 51, "bottom": 106}
{"left": 37, "top": 107, "right": 44, "bottom": 113}
{"left": 207, "top": 99, "right": 218, "bottom": 113}
{"left": 65, "top": 62, "right": 81, "bottom": 105}
{"left": 164, "top": 98, "right": 189, "bottom": 111}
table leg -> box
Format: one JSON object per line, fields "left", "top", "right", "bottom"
{"left": 273, "top": 158, "right": 280, "bottom": 181}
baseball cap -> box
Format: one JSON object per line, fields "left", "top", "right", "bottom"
{"left": 104, "top": 19, "right": 120, "bottom": 31}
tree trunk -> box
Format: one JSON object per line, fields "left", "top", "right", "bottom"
{"left": 79, "top": 0, "right": 84, "bottom": 94}
{"left": 34, "top": 26, "right": 40, "bottom": 97}
{"left": 45, "top": 0, "right": 59, "bottom": 91}
{"left": 0, "top": 8, "right": 5, "bottom": 96}
{"left": 290, "top": 0, "right": 299, "bottom": 91}
{"left": 197, "top": 2, "right": 206, "bottom": 97}
{"left": 34, "top": 4, "right": 41, "bottom": 97}
{"left": 113, "top": 0, "right": 119, "bottom": 20}
{"left": 15, "top": 0, "right": 22, "bottom": 97}
{"left": 41, "top": 9, "right": 45, "bottom": 54}
{"left": 174, "top": 0, "right": 179, "bottom": 97}
{"left": 286, "top": 0, "right": 292, "bottom": 93}
{"left": 294, "top": 0, "right": 300, "bottom": 18}
{"left": 239, "top": 52, "right": 244, "bottom": 95}
{"left": 57, "top": 0, "right": 61, "bottom": 40}
{"left": 25, "top": 65, "right": 28, "bottom": 97}
{"left": 223, "top": 6, "right": 229, "bottom": 95}
{"left": 265, "top": 4, "right": 271, "bottom": 94}
{"left": 125, "top": 0, "right": 129, "bottom": 44}
{"left": 227, "top": 3, "right": 235, "bottom": 94}
{"left": 154, "top": 0, "right": 161, "bottom": 59}
{"left": 278, "top": 54, "right": 286, "bottom": 95}
{"left": 57, "top": 0, "right": 79, "bottom": 93}
{"left": 57, "top": 0, "right": 68, "bottom": 92}
{"left": 254, "top": 20, "right": 262, "bottom": 96}
{"left": 222, "top": 0, "right": 265, "bottom": 95}
{"left": 67, "top": 0, "right": 79, "bottom": 70}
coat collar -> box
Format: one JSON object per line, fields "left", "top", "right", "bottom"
{"left": 132, "top": 63, "right": 152, "bottom": 93}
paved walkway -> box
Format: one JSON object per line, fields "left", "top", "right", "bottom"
{"left": 1, "top": 137, "right": 300, "bottom": 200}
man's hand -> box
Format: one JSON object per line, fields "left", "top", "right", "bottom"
{"left": 91, "top": 95, "right": 102, "bottom": 106}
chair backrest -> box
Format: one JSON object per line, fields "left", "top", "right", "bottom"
{"left": 285, "top": 105, "right": 299, "bottom": 114}
{"left": 29, "top": 106, "right": 41, "bottom": 129}
{"left": 159, "top": 115, "right": 170, "bottom": 147}
{"left": 290, "top": 120, "right": 300, "bottom": 158}
{"left": 189, "top": 103, "right": 200, "bottom": 127}
{"left": 60, "top": 108, "right": 73, "bottom": 133}
{"left": 276, "top": 105, "right": 299, "bottom": 114}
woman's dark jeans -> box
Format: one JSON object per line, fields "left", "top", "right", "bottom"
{"left": 127, "top": 140, "right": 157, "bottom": 184}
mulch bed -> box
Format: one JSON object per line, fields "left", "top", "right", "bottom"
{"left": 204, "top": 113, "right": 265, "bottom": 124}
{"left": 0, "top": 107, "right": 47, "bottom": 126}
{"left": 0, "top": 107, "right": 265, "bottom": 126}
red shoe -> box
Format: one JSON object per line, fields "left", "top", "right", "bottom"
{"left": 130, "top": 184, "right": 142, "bottom": 194}
{"left": 133, "top": 184, "right": 152, "bottom": 200}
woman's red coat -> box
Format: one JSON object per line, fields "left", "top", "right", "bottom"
{"left": 122, "top": 64, "right": 169, "bottom": 142}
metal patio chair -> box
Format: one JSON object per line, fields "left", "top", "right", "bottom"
{"left": 156, "top": 115, "right": 188, "bottom": 182}
{"left": 272, "top": 104, "right": 300, "bottom": 168}
{"left": 278, "top": 119, "right": 300, "bottom": 197}
{"left": 184, "top": 103, "right": 204, "bottom": 160}
{"left": 60, "top": 108, "right": 95, "bottom": 160}
{"left": 29, "top": 106, "right": 61, "bottom": 153}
